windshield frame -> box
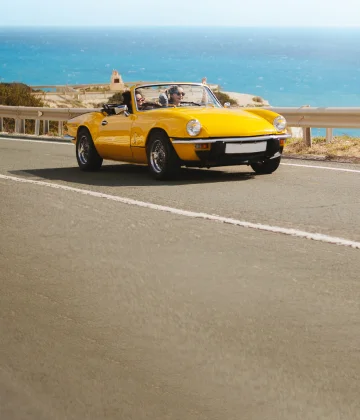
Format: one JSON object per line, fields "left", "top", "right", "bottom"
{"left": 132, "top": 83, "right": 222, "bottom": 112}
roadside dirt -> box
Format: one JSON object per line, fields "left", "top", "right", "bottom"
{"left": 283, "top": 137, "right": 360, "bottom": 164}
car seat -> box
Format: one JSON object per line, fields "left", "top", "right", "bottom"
{"left": 158, "top": 92, "right": 168, "bottom": 107}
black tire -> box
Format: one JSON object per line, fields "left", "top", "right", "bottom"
{"left": 146, "top": 131, "right": 180, "bottom": 180}
{"left": 250, "top": 156, "right": 281, "bottom": 174}
{"left": 76, "top": 129, "right": 103, "bottom": 171}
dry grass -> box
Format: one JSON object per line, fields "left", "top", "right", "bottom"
{"left": 284, "top": 136, "right": 360, "bottom": 163}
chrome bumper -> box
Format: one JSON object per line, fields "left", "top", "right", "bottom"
{"left": 172, "top": 133, "right": 291, "bottom": 144}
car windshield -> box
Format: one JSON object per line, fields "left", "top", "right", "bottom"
{"left": 134, "top": 83, "right": 221, "bottom": 111}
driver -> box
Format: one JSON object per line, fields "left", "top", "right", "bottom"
{"left": 168, "top": 85, "right": 185, "bottom": 107}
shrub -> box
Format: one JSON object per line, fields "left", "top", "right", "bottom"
{"left": 212, "top": 90, "right": 237, "bottom": 106}
{"left": 0, "top": 82, "right": 44, "bottom": 107}
{"left": 0, "top": 83, "right": 45, "bottom": 133}
{"left": 107, "top": 91, "right": 124, "bottom": 104}
{"left": 252, "top": 96, "right": 263, "bottom": 103}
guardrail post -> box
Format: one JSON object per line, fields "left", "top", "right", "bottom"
{"left": 20, "top": 119, "right": 25, "bottom": 134}
{"left": 0, "top": 117, "right": 3, "bottom": 132}
{"left": 43, "top": 120, "right": 49, "bottom": 134}
{"left": 15, "top": 119, "right": 25, "bottom": 134}
{"left": 303, "top": 127, "right": 312, "bottom": 147}
{"left": 58, "top": 121, "right": 63, "bottom": 136}
{"left": 35, "top": 120, "right": 41, "bottom": 135}
{"left": 326, "top": 128, "right": 333, "bottom": 143}
{"left": 15, "top": 119, "right": 20, "bottom": 133}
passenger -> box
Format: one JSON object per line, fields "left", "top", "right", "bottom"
{"left": 135, "top": 92, "right": 146, "bottom": 110}
{"left": 135, "top": 90, "right": 161, "bottom": 111}
{"left": 168, "top": 85, "right": 185, "bottom": 107}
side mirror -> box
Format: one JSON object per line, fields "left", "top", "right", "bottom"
{"left": 114, "top": 105, "right": 129, "bottom": 116}
{"left": 224, "top": 102, "right": 230, "bottom": 108}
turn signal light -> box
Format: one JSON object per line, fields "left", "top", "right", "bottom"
{"left": 280, "top": 139, "right": 286, "bottom": 147}
{"left": 195, "top": 143, "right": 209, "bottom": 150}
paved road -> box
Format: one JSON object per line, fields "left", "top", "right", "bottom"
{"left": 1, "top": 137, "right": 359, "bottom": 420}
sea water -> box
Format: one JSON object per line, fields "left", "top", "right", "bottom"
{"left": 1, "top": 26, "right": 360, "bottom": 135}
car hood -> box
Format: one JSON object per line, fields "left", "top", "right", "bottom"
{"left": 172, "top": 107, "right": 277, "bottom": 137}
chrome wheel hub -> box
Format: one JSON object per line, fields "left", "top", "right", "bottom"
{"left": 78, "top": 135, "right": 89, "bottom": 164}
{"left": 150, "top": 140, "right": 166, "bottom": 173}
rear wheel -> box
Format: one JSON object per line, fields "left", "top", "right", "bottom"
{"left": 76, "top": 129, "right": 103, "bottom": 171}
{"left": 146, "top": 131, "right": 180, "bottom": 180}
{"left": 250, "top": 156, "right": 281, "bottom": 174}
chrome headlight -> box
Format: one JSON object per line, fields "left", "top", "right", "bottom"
{"left": 186, "top": 119, "right": 201, "bottom": 136}
{"left": 273, "top": 115, "right": 287, "bottom": 132}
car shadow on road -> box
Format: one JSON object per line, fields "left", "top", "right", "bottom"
{"left": 10, "top": 163, "right": 256, "bottom": 187}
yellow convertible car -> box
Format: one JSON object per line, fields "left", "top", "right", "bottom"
{"left": 66, "top": 82, "right": 290, "bottom": 179}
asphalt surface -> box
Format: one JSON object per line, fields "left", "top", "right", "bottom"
{"left": 1, "top": 137, "right": 359, "bottom": 420}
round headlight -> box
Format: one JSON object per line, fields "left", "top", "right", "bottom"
{"left": 273, "top": 115, "right": 287, "bottom": 132}
{"left": 186, "top": 119, "right": 201, "bottom": 136}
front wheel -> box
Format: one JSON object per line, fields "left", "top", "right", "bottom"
{"left": 146, "top": 131, "right": 180, "bottom": 180}
{"left": 250, "top": 156, "right": 281, "bottom": 174}
{"left": 76, "top": 130, "right": 103, "bottom": 171}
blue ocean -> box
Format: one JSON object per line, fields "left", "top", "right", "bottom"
{"left": 1, "top": 26, "right": 360, "bottom": 134}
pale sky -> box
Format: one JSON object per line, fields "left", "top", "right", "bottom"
{"left": 1, "top": 0, "right": 360, "bottom": 27}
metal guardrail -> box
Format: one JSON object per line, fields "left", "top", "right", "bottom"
{"left": 266, "top": 106, "right": 360, "bottom": 145}
{"left": 268, "top": 107, "right": 360, "bottom": 129}
{"left": 1, "top": 105, "right": 360, "bottom": 144}
{"left": 0, "top": 105, "right": 99, "bottom": 120}
{"left": 0, "top": 105, "right": 100, "bottom": 136}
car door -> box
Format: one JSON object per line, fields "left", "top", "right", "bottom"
{"left": 95, "top": 113, "right": 134, "bottom": 160}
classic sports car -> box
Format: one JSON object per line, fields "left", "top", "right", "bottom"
{"left": 66, "top": 82, "right": 290, "bottom": 179}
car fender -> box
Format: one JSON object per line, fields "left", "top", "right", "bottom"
{"left": 242, "top": 108, "right": 284, "bottom": 126}
{"left": 132, "top": 111, "right": 204, "bottom": 147}
{"left": 67, "top": 112, "right": 105, "bottom": 143}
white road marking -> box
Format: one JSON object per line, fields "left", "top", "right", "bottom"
{"left": 1, "top": 173, "right": 359, "bottom": 249}
{"left": 281, "top": 162, "right": 360, "bottom": 173}
{"left": 1, "top": 136, "right": 359, "bottom": 173}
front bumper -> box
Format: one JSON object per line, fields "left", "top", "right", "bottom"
{"left": 172, "top": 134, "right": 290, "bottom": 167}
{"left": 172, "top": 133, "right": 290, "bottom": 144}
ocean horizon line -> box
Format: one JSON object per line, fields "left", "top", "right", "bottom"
{"left": 1, "top": 25, "right": 360, "bottom": 29}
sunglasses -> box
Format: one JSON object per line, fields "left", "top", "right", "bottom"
{"left": 176, "top": 92, "right": 185, "bottom": 97}
{"left": 136, "top": 97, "right": 145, "bottom": 102}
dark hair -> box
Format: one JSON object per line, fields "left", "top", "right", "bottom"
{"left": 168, "top": 85, "right": 180, "bottom": 95}
{"left": 122, "top": 90, "right": 132, "bottom": 113}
